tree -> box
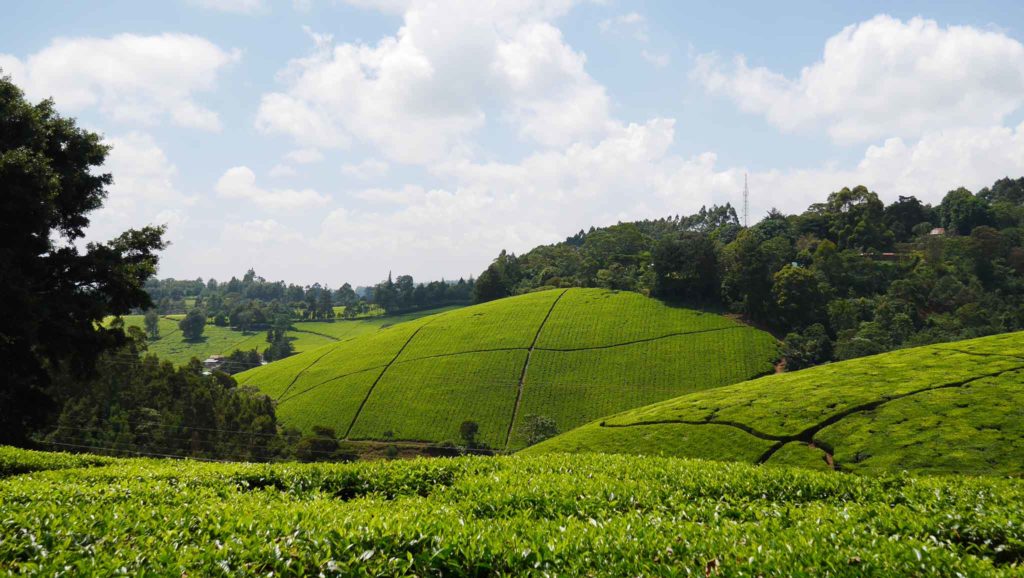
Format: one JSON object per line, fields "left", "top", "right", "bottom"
{"left": 771, "top": 265, "right": 831, "bottom": 331}
{"left": 883, "top": 195, "right": 931, "bottom": 242}
{"left": 264, "top": 334, "right": 294, "bottom": 362}
{"left": 939, "top": 187, "right": 991, "bottom": 235}
{"left": 143, "top": 309, "right": 160, "bottom": 340}
{"left": 823, "top": 186, "right": 893, "bottom": 250}
{"left": 179, "top": 309, "right": 207, "bottom": 341}
{"left": 781, "top": 324, "right": 833, "bottom": 371}
{"left": 222, "top": 349, "right": 262, "bottom": 375}
{"left": 652, "top": 232, "right": 718, "bottom": 301}
{"left": 0, "top": 75, "right": 166, "bottom": 445}
{"left": 459, "top": 420, "right": 479, "bottom": 448}
{"left": 294, "top": 426, "right": 339, "bottom": 462}
{"left": 473, "top": 264, "right": 508, "bottom": 303}
{"left": 521, "top": 414, "right": 558, "bottom": 446}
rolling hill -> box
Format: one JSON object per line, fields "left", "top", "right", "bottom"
{"left": 235, "top": 288, "right": 779, "bottom": 449}
{"left": 525, "top": 331, "right": 1024, "bottom": 476}
{"left": 112, "top": 307, "right": 460, "bottom": 366}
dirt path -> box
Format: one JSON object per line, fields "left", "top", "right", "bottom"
{"left": 504, "top": 289, "right": 569, "bottom": 449}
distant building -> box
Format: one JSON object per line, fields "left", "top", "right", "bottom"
{"left": 929, "top": 227, "right": 946, "bottom": 236}
{"left": 203, "top": 355, "right": 225, "bottom": 370}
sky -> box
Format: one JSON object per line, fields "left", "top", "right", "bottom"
{"left": 4, "top": 1, "right": 1024, "bottom": 286}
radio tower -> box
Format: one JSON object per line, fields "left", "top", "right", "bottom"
{"left": 742, "top": 173, "right": 749, "bottom": 228}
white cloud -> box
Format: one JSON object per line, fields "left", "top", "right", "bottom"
{"left": 599, "top": 12, "right": 648, "bottom": 42}
{"left": 352, "top": 184, "right": 425, "bottom": 203}
{"left": 341, "top": 158, "right": 390, "bottom": 179}
{"left": 1, "top": 34, "right": 239, "bottom": 131}
{"left": 187, "top": 0, "right": 267, "bottom": 14}
{"left": 692, "top": 15, "right": 1024, "bottom": 143}
{"left": 268, "top": 164, "right": 298, "bottom": 178}
{"left": 86, "top": 132, "right": 194, "bottom": 242}
{"left": 284, "top": 147, "right": 324, "bottom": 164}
{"left": 215, "top": 166, "right": 331, "bottom": 211}
{"left": 641, "top": 50, "right": 670, "bottom": 68}
{"left": 255, "top": 0, "right": 611, "bottom": 163}
{"left": 222, "top": 220, "right": 303, "bottom": 244}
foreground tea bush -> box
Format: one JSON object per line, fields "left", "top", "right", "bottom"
{"left": 1, "top": 447, "right": 1022, "bottom": 576}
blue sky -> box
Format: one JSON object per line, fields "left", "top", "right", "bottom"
{"left": 4, "top": 0, "right": 1024, "bottom": 286}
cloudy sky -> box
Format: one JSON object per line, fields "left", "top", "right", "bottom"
{"left": 4, "top": 1, "right": 1024, "bottom": 286}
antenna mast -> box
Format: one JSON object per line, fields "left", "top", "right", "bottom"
{"left": 742, "top": 173, "right": 749, "bottom": 228}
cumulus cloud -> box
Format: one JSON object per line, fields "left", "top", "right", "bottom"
{"left": 86, "top": 132, "right": 194, "bottom": 242}
{"left": 341, "top": 158, "right": 390, "bottom": 180}
{"left": 284, "top": 147, "right": 324, "bottom": 164}
{"left": 221, "top": 219, "right": 304, "bottom": 244}
{"left": 692, "top": 15, "right": 1024, "bottom": 143}
{"left": 269, "top": 164, "right": 298, "bottom": 178}
{"left": 254, "top": 0, "right": 611, "bottom": 163}
{"left": 276, "top": 118, "right": 1024, "bottom": 283}
{"left": 0, "top": 33, "right": 239, "bottom": 131}
{"left": 215, "top": 166, "right": 331, "bottom": 211}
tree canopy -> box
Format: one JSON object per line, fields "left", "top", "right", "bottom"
{"left": 0, "top": 76, "right": 166, "bottom": 445}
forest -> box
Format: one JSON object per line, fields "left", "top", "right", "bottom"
{"left": 475, "top": 180, "right": 1024, "bottom": 369}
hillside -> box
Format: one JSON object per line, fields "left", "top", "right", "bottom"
{"left": 113, "top": 307, "right": 460, "bottom": 366}
{"left": 236, "top": 288, "right": 778, "bottom": 449}
{"left": 2, "top": 447, "right": 1022, "bottom": 575}
{"left": 525, "top": 331, "right": 1024, "bottom": 476}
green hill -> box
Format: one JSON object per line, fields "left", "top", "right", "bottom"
{"left": 3, "top": 447, "right": 1022, "bottom": 576}
{"left": 236, "top": 288, "right": 779, "bottom": 449}
{"left": 112, "top": 306, "right": 460, "bottom": 366}
{"left": 525, "top": 331, "right": 1024, "bottom": 475}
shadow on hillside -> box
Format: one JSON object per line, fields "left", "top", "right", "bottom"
{"left": 652, "top": 296, "right": 786, "bottom": 340}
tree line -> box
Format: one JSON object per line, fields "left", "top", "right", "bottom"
{"left": 475, "top": 180, "right": 1024, "bottom": 369}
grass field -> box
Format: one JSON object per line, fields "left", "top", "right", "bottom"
{"left": 2, "top": 446, "right": 1022, "bottom": 576}
{"left": 110, "top": 306, "right": 460, "bottom": 366}
{"left": 237, "top": 288, "right": 779, "bottom": 449}
{"left": 525, "top": 331, "right": 1024, "bottom": 476}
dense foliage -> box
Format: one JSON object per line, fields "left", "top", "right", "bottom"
{"left": 478, "top": 180, "right": 1024, "bottom": 366}
{"left": 147, "top": 269, "right": 474, "bottom": 322}
{"left": 0, "top": 76, "right": 166, "bottom": 445}
{"left": 2, "top": 448, "right": 1023, "bottom": 575}
{"left": 43, "top": 329, "right": 293, "bottom": 462}
{"left": 528, "top": 331, "right": 1024, "bottom": 476}
{"left": 237, "top": 288, "right": 777, "bottom": 449}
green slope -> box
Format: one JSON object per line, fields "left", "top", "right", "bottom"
{"left": 111, "top": 306, "right": 459, "bottom": 366}
{"left": 236, "top": 288, "right": 779, "bottom": 449}
{"left": 3, "top": 447, "right": 1023, "bottom": 576}
{"left": 525, "top": 331, "right": 1024, "bottom": 476}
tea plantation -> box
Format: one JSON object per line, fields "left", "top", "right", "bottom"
{"left": 1, "top": 446, "right": 1022, "bottom": 576}
{"left": 526, "top": 331, "right": 1024, "bottom": 476}
{"left": 111, "top": 306, "right": 460, "bottom": 366}
{"left": 235, "top": 288, "right": 779, "bottom": 449}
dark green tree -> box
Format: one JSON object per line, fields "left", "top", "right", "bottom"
{"left": 652, "top": 232, "right": 718, "bottom": 301}
{"left": 781, "top": 324, "right": 833, "bottom": 371}
{"left": 179, "top": 309, "right": 207, "bottom": 341}
{"left": 823, "top": 186, "right": 893, "bottom": 250}
{"left": 0, "top": 75, "right": 166, "bottom": 445}
{"left": 939, "top": 187, "right": 991, "bottom": 235}
{"left": 143, "top": 309, "right": 160, "bottom": 340}
{"left": 473, "top": 264, "right": 509, "bottom": 303}
{"left": 459, "top": 420, "right": 479, "bottom": 448}
{"left": 771, "top": 265, "right": 831, "bottom": 331}
{"left": 521, "top": 414, "right": 558, "bottom": 446}
{"left": 294, "top": 426, "right": 339, "bottom": 462}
